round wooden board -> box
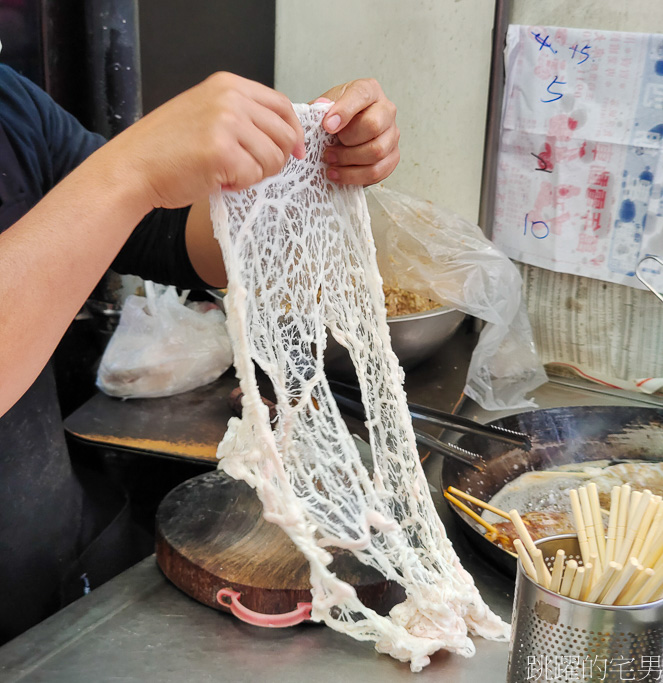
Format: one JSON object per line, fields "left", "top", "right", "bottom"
{"left": 156, "top": 471, "right": 405, "bottom": 619}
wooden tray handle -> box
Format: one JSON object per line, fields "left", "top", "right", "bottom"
{"left": 217, "top": 588, "right": 312, "bottom": 627}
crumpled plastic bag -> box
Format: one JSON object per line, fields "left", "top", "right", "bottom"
{"left": 367, "top": 185, "right": 547, "bottom": 411}
{"left": 97, "top": 281, "right": 233, "bottom": 398}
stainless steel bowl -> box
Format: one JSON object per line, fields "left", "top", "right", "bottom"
{"left": 325, "top": 306, "right": 465, "bottom": 379}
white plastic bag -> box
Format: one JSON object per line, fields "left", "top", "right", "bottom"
{"left": 96, "top": 282, "right": 233, "bottom": 398}
{"left": 367, "top": 185, "right": 547, "bottom": 410}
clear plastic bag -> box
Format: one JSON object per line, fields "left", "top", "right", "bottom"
{"left": 96, "top": 282, "right": 233, "bottom": 399}
{"left": 367, "top": 185, "right": 547, "bottom": 410}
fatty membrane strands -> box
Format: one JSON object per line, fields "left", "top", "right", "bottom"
{"left": 211, "top": 102, "right": 509, "bottom": 671}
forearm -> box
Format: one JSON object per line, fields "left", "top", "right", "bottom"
{"left": 185, "top": 199, "right": 227, "bottom": 288}
{"left": 0, "top": 145, "right": 149, "bottom": 416}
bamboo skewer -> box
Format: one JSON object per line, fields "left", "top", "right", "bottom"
{"left": 445, "top": 486, "right": 510, "bottom": 519}
{"left": 443, "top": 491, "right": 498, "bottom": 535}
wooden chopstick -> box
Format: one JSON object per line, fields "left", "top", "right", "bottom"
{"left": 446, "top": 486, "right": 510, "bottom": 520}
{"left": 550, "top": 549, "right": 566, "bottom": 593}
{"left": 569, "top": 488, "right": 591, "bottom": 568}
{"left": 588, "top": 483, "right": 606, "bottom": 569}
{"left": 616, "top": 490, "right": 651, "bottom": 566}
{"left": 509, "top": 509, "right": 552, "bottom": 586}
{"left": 559, "top": 560, "right": 577, "bottom": 597}
{"left": 631, "top": 496, "right": 659, "bottom": 562}
{"left": 443, "top": 491, "right": 498, "bottom": 534}
{"left": 514, "top": 539, "right": 537, "bottom": 581}
{"left": 579, "top": 487, "right": 601, "bottom": 573}
{"left": 605, "top": 485, "right": 620, "bottom": 566}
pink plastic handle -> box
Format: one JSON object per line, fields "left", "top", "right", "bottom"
{"left": 216, "top": 588, "right": 312, "bottom": 628}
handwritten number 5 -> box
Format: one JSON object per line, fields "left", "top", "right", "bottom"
{"left": 542, "top": 76, "right": 566, "bottom": 103}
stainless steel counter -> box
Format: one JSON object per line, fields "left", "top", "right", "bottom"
{"left": 0, "top": 455, "right": 515, "bottom": 683}
{"left": 4, "top": 324, "right": 662, "bottom": 682}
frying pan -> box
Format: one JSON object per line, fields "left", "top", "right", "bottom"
{"left": 441, "top": 405, "right": 663, "bottom": 576}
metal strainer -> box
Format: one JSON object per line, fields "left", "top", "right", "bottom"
{"left": 507, "top": 534, "right": 663, "bottom": 682}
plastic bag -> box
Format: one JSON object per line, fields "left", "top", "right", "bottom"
{"left": 96, "top": 282, "right": 233, "bottom": 398}
{"left": 367, "top": 185, "right": 547, "bottom": 410}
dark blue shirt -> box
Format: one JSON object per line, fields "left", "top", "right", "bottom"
{"left": 0, "top": 63, "right": 207, "bottom": 288}
{"left": 0, "top": 64, "right": 206, "bottom": 644}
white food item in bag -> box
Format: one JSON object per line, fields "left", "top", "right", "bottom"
{"left": 211, "top": 102, "right": 509, "bottom": 672}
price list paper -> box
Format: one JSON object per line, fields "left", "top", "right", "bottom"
{"left": 493, "top": 25, "right": 663, "bottom": 291}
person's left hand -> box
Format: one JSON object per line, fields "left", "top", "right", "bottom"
{"left": 313, "top": 79, "right": 399, "bottom": 186}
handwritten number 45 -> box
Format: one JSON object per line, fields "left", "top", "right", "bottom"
{"left": 524, "top": 214, "right": 550, "bottom": 239}
{"left": 569, "top": 44, "right": 591, "bottom": 65}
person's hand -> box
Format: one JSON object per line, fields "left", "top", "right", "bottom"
{"left": 313, "top": 79, "right": 399, "bottom": 186}
{"left": 105, "top": 72, "right": 306, "bottom": 212}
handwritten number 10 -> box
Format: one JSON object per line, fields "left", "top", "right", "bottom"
{"left": 524, "top": 214, "right": 550, "bottom": 239}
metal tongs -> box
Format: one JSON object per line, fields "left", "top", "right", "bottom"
{"left": 329, "top": 380, "right": 531, "bottom": 472}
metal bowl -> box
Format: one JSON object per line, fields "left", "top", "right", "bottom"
{"left": 324, "top": 306, "right": 465, "bottom": 379}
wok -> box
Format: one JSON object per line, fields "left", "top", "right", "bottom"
{"left": 441, "top": 405, "right": 663, "bottom": 577}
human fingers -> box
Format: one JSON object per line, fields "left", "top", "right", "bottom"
{"left": 326, "top": 147, "right": 400, "bottom": 187}
{"left": 219, "top": 142, "right": 266, "bottom": 192}
{"left": 247, "top": 103, "right": 307, "bottom": 169}
{"left": 235, "top": 120, "right": 297, "bottom": 182}
{"left": 323, "top": 123, "right": 400, "bottom": 169}
{"left": 242, "top": 79, "right": 306, "bottom": 159}
{"left": 320, "top": 79, "right": 389, "bottom": 137}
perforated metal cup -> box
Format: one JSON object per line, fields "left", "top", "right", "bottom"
{"left": 507, "top": 534, "right": 663, "bottom": 682}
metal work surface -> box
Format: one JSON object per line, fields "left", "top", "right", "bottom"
{"left": 63, "top": 323, "right": 478, "bottom": 464}
{"left": 4, "top": 323, "right": 519, "bottom": 682}
{"left": 11, "top": 327, "right": 663, "bottom": 681}
{"left": 0, "top": 460, "right": 514, "bottom": 683}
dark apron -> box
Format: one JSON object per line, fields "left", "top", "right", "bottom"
{"left": 0, "top": 123, "right": 146, "bottom": 644}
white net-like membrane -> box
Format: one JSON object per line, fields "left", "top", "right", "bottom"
{"left": 211, "top": 102, "right": 509, "bottom": 672}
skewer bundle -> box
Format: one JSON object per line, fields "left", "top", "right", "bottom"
{"left": 445, "top": 483, "right": 663, "bottom": 606}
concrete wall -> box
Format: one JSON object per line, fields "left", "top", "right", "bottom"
{"left": 275, "top": 0, "right": 496, "bottom": 224}
{"left": 275, "top": 0, "right": 663, "bottom": 225}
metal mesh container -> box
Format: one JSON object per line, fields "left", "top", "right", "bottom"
{"left": 507, "top": 534, "right": 663, "bottom": 682}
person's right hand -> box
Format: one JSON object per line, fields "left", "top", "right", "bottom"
{"left": 104, "top": 72, "right": 306, "bottom": 213}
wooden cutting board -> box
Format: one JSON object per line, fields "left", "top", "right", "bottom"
{"left": 156, "top": 471, "right": 405, "bottom": 623}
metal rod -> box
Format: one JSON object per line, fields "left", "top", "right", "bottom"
{"left": 477, "top": 0, "right": 511, "bottom": 238}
